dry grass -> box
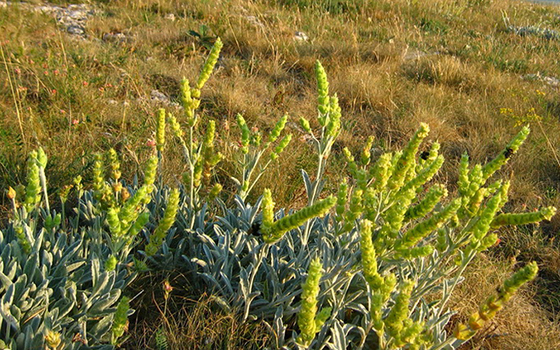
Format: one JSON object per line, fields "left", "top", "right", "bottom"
{"left": 2, "top": 0, "right": 560, "bottom": 347}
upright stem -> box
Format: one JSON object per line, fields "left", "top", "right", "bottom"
{"left": 188, "top": 125, "right": 195, "bottom": 209}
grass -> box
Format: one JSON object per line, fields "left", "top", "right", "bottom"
{"left": 2, "top": 0, "right": 560, "bottom": 347}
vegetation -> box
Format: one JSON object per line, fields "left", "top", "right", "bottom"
{"left": 2, "top": 0, "right": 560, "bottom": 349}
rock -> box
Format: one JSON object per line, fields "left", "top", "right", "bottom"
{"left": 151, "top": 90, "right": 170, "bottom": 103}
{"left": 523, "top": 73, "right": 560, "bottom": 87}
{"left": 244, "top": 15, "right": 264, "bottom": 29}
{"left": 294, "top": 31, "right": 309, "bottom": 41}
{"left": 67, "top": 25, "right": 85, "bottom": 35}
{"left": 102, "top": 32, "right": 130, "bottom": 44}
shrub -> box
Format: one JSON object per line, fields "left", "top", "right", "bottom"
{"left": 1, "top": 39, "right": 555, "bottom": 349}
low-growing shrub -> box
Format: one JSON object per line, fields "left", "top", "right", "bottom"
{"left": 1, "top": 39, "right": 555, "bottom": 350}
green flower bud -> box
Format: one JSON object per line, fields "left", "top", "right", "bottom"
{"left": 156, "top": 108, "right": 166, "bottom": 152}
{"left": 120, "top": 186, "right": 149, "bottom": 226}
{"left": 400, "top": 155, "right": 444, "bottom": 194}
{"left": 143, "top": 156, "right": 158, "bottom": 188}
{"left": 491, "top": 206, "right": 556, "bottom": 228}
{"left": 343, "top": 147, "right": 359, "bottom": 178}
{"left": 395, "top": 245, "right": 434, "bottom": 259}
{"left": 470, "top": 191, "right": 503, "bottom": 242}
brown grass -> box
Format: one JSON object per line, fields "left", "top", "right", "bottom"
{"left": 2, "top": 0, "right": 560, "bottom": 347}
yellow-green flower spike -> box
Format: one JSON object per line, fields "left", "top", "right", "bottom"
{"left": 325, "top": 94, "right": 341, "bottom": 138}
{"left": 119, "top": 186, "right": 149, "bottom": 226}
{"left": 105, "top": 255, "right": 118, "bottom": 271}
{"left": 195, "top": 37, "right": 223, "bottom": 94}
{"left": 379, "top": 188, "right": 416, "bottom": 241}
{"left": 385, "top": 280, "right": 415, "bottom": 339}
{"left": 491, "top": 206, "right": 556, "bottom": 228}
{"left": 263, "top": 196, "right": 336, "bottom": 244}
{"left": 107, "top": 148, "right": 122, "bottom": 182}
{"left": 271, "top": 134, "right": 292, "bottom": 161}
{"left": 300, "top": 117, "right": 312, "bottom": 133}
{"left": 111, "top": 296, "right": 130, "bottom": 344}
{"left": 107, "top": 207, "right": 122, "bottom": 238}
{"left": 36, "top": 147, "right": 47, "bottom": 169}
{"left": 126, "top": 211, "right": 150, "bottom": 239}
{"left": 180, "top": 78, "right": 196, "bottom": 125}
{"left": 458, "top": 153, "right": 470, "bottom": 197}
{"left": 341, "top": 189, "right": 363, "bottom": 232}
{"left": 208, "top": 183, "right": 222, "bottom": 201}
{"left": 405, "top": 184, "right": 448, "bottom": 221}
{"left": 24, "top": 151, "right": 41, "bottom": 212}
{"left": 360, "top": 220, "right": 384, "bottom": 290}
{"left": 269, "top": 114, "right": 288, "bottom": 143}
{"left": 470, "top": 191, "right": 503, "bottom": 242}
{"left": 143, "top": 156, "right": 158, "bottom": 188}
{"left": 370, "top": 153, "right": 392, "bottom": 192}
{"left": 156, "top": 108, "right": 166, "bottom": 152}
{"left": 146, "top": 188, "right": 180, "bottom": 256}
{"left": 167, "top": 113, "right": 183, "bottom": 138}
{"left": 45, "top": 330, "right": 61, "bottom": 349}
{"left": 481, "top": 126, "right": 529, "bottom": 182}
{"left": 315, "top": 61, "right": 330, "bottom": 121}
{"left": 361, "top": 136, "right": 375, "bottom": 166}
{"left": 395, "top": 245, "right": 434, "bottom": 259}
{"left": 15, "top": 226, "right": 31, "bottom": 254}
{"left": 261, "top": 189, "right": 275, "bottom": 233}
{"left": 397, "top": 199, "right": 461, "bottom": 250}
{"left": 296, "top": 257, "right": 329, "bottom": 347}
{"left": 400, "top": 155, "right": 444, "bottom": 194}
{"left": 236, "top": 114, "right": 251, "bottom": 154}
{"left": 388, "top": 123, "right": 430, "bottom": 191}
{"left": 455, "top": 262, "right": 538, "bottom": 341}
{"left": 343, "top": 147, "right": 359, "bottom": 178}
{"left": 335, "top": 181, "right": 348, "bottom": 218}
